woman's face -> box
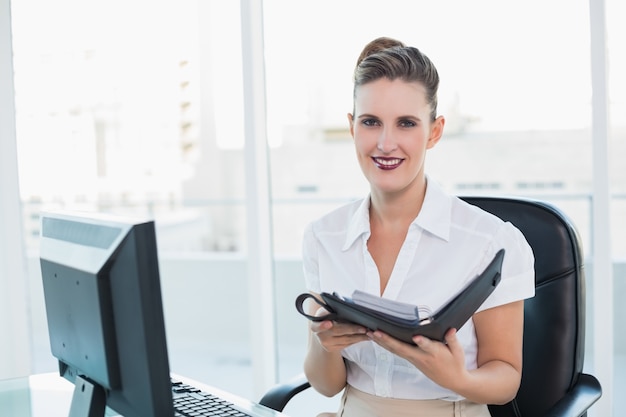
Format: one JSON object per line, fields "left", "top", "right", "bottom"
{"left": 349, "top": 78, "right": 444, "bottom": 198}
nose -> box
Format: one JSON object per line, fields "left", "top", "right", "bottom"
{"left": 377, "top": 128, "right": 397, "bottom": 154}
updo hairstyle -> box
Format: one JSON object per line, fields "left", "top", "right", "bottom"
{"left": 353, "top": 37, "right": 440, "bottom": 121}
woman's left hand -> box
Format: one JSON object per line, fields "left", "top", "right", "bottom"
{"left": 367, "top": 327, "right": 468, "bottom": 391}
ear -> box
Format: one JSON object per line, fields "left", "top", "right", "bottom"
{"left": 347, "top": 113, "right": 355, "bottom": 138}
{"left": 426, "top": 116, "right": 445, "bottom": 149}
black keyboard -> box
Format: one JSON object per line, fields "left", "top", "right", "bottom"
{"left": 171, "top": 379, "right": 253, "bottom": 417}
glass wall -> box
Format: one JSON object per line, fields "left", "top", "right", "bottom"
{"left": 11, "top": 0, "right": 255, "bottom": 394}
{"left": 8, "top": 0, "right": 623, "bottom": 415}
{"left": 12, "top": 0, "right": 251, "bottom": 254}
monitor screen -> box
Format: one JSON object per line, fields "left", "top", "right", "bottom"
{"left": 39, "top": 210, "right": 174, "bottom": 417}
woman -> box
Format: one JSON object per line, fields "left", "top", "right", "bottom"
{"left": 302, "top": 37, "right": 535, "bottom": 417}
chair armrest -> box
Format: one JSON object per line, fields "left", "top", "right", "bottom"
{"left": 544, "top": 373, "right": 602, "bottom": 417}
{"left": 259, "top": 372, "right": 602, "bottom": 416}
{"left": 259, "top": 373, "right": 311, "bottom": 412}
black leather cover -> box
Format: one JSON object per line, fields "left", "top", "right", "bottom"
{"left": 295, "top": 249, "right": 504, "bottom": 343}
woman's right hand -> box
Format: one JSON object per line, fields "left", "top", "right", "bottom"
{"left": 310, "top": 307, "right": 369, "bottom": 352}
{"left": 304, "top": 302, "right": 358, "bottom": 396}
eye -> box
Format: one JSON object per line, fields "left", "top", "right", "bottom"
{"left": 399, "top": 119, "right": 417, "bottom": 128}
{"left": 361, "top": 118, "right": 380, "bottom": 127}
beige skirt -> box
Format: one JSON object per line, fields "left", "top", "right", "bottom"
{"left": 329, "top": 385, "right": 491, "bottom": 417}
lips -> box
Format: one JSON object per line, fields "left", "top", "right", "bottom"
{"left": 372, "top": 156, "right": 404, "bottom": 170}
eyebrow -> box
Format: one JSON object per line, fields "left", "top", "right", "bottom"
{"left": 357, "top": 113, "right": 422, "bottom": 122}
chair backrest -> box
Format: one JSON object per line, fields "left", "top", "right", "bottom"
{"left": 461, "top": 197, "right": 586, "bottom": 417}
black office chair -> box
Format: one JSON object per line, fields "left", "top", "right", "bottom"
{"left": 259, "top": 196, "right": 602, "bottom": 416}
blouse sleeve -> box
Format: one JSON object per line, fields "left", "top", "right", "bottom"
{"left": 477, "top": 221, "right": 536, "bottom": 312}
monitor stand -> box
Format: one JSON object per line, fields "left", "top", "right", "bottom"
{"left": 68, "top": 375, "right": 106, "bottom": 417}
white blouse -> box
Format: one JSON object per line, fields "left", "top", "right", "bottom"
{"left": 302, "top": 177, "right": 535, "bottom": 401}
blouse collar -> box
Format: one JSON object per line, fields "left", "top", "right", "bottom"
{"left": 342, "top": 176, "right": 452, "bottom": 251}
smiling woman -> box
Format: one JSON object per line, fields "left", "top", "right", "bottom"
{"left": 299, "top": 37, "right": 534, "bottom": 417}
{"left": 349, "top": 76, "right": 443, "bottom": 198}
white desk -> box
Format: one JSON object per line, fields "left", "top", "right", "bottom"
{"left": 0, "top": 373, "right": 290, "bottom": 417}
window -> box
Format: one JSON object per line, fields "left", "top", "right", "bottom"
{"left": 9, "top": 0, "right": 622, "bottom": 414}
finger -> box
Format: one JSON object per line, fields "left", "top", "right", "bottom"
{"left": 311, "top": 320, "right": 333, "bottom": 332}
{"left": 444, "top": 328, "right": 462, "bottom": 355}
{"left": 412, "top": 335, "right": 429, "bottom": 350}
{"left": 369, "top": 330, "right": 413, "bottom": 354}
{"left": 314, "top": 306, "right": 332, "bottom": 318}
{"left": 334, "top": 321, "right": 367, "bottom": 335}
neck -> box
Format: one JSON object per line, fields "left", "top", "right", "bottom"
{"left": 369, "top": 177, "right": 427, "bottom": 227}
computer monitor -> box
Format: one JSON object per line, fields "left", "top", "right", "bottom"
{"left": 39, "top": 210, "right": 174, "bottom": 417}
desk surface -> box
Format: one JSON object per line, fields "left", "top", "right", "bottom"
{"left": 0, "top": 373, "right": 289, "bottom": 417}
